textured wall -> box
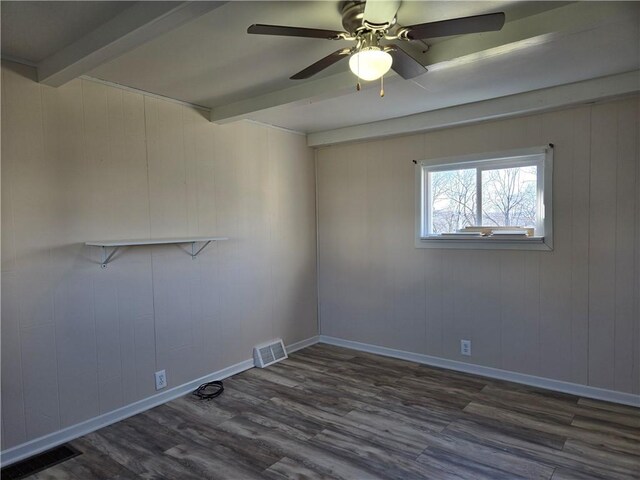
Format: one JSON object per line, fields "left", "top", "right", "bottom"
{"left": 1, "top": 61, "right": 318, "bottom": 450}
{"left": 317, "top": 97, "right": 639, "bottom": 396}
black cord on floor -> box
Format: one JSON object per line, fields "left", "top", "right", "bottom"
{"left": 192, "top": 381, "right": 224, "bottom": 400}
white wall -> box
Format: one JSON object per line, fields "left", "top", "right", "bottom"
{"left": 1, "top": 61, "right": 318, "bottom": 450}
{"left": 317, "top": 97, "right": 639, "bottom": 396}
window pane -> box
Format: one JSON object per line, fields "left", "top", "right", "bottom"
{"left": 481, "top": 166, "right": 537, "bottom": 228}
{"left": 430, "top": 168, "right": 477, "bottom": 233}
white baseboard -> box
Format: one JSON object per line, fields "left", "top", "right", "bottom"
{"left": 0, "top": 335, "right": 320, "bottom": 467}
{"left": 288, "top": 335, "right": 320, "bottom": 352}
{"left": 319, "top": 335, "right": 640, "bottom": 408}
{"left": 6, "top": 333, "right": 634, "bottom": 467}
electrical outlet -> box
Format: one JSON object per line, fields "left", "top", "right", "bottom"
{"left": 460, "top": 339, "right": 471, "bottom": 356}
{"left": 155, "top": 370, "right": 167, "bottom": 390}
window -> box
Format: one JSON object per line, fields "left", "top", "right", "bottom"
{"left": 416, "top": 146, "right": 553, "bottom": 250}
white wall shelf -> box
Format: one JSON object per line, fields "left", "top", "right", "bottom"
{"left": 85, "top": 236, "right": 228, "bottom": 267}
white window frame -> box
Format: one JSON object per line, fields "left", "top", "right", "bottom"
{"left": 415, "top": 145, "right": 553, "bottom": 250}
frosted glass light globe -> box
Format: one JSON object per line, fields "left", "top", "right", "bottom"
{"left": 349, "top": 47, "right": 393, "bottom": 81}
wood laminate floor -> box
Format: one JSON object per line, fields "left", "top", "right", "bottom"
{"left": 27, "top": 344, "right": 640, "bottom": 480}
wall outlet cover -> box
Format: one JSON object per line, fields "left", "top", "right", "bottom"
{"left": 155, "top": 370, "right": 167, "bottom": 390}
{"left": 461, "top": 340, "right": 471, "bottom": 356}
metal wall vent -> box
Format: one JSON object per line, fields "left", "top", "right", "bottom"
{"left": 253, "top": 338, "right": 288, "bottom": 368}
{"left": 1, "top": 444, "right": 81, "bottom": 479}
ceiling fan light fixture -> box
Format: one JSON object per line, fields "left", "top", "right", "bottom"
{"left": 349, "top": 47, "right": 392, "bottom": 81}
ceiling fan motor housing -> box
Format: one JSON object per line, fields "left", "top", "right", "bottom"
{"left": 340, "top": 0, "right": 397, "bottom": 34}
{"left": 339, "top": 1, "right": 366, "bottom": 32}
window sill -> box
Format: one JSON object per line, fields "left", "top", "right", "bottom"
{"left": 416, "top": 236, "right": 552, "bottom": 251}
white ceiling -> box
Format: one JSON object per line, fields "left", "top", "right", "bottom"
{"left": 247, "top": 12, "right": 640, "bottom": 132}
{"left": 2, "top": 1, "right": 639, "bottom": 135}
{"left": 1, "top": 1, "right": 134, "bottom": 63}
{"left": 88, "top": 1, "right": 524, "bottom": 106}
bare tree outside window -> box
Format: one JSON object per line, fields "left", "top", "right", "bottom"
{"left": 431, "top": 169, "right": 477, "bottom": 233}
{"left": 419, "top": 149, "right": 551, "bottom": 246}
{"left": 430, "top": 165, "right": 537, "bottom": 233}
{"left": 481, "top": 166, "right": 537, "bottom": 227}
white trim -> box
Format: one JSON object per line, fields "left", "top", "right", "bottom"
{"left": 1, "top": 55, "right": 38, "bottom": 68}
{"left": 210, "top": 71, "right": 357, "bottom": 124}
{"left": 80, "top": 75, "right": 211, "bottom": 112}
{"left": 307, "top": 71, "right": 640, "bottom": 147}
{"left": 415, "top": 145, "right": 554, "bottom": 250}
{"left": 0, "top": 359, "right": 250, "bottom": 466}
{"left": 314, "top": 150, "right": 323, "bottom": 336}
{"left": 541, "top": 144, "right": 554, "bottom": 249}
{"left": 288, "top": 335, "right": 320, "bottom": 353}
{"left": 244, "top": 119, "right": 306, "bottom": 137}
{"left": 78, "top": 78, "right": 310, "bottom": 138}
{"left": 319, "top": 335, "right": 640, "bottom": 408}
{"left": 0, "top": 335, "right": 319, "bottom": 467}
{"left": 417, "top": 146, "right": 549, "bottom": 168}
{"left": 79, "top": 78, "right": 308, "bottom": 139}
{"left": 415, "top": 237, "right": 551, "bottom": 251}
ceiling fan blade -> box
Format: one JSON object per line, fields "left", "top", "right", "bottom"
{"left": 363, "top": 0, "right": 402, "bottom": 26}
{"left": 290, "top": 48, "right": 352, "bottom": 79}
{"left": 247, "top": 24, "right": 347, "bottom": 40}
{"left": 403, "top": 12, "right": 505, "bottom": 40}
{"left": 386, "top": 45, "right": 427, "bottom": 79}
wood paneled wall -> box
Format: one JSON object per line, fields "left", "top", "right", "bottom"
{"left": 317, "top": 97, "right": 639, "bottom": 396}
{"left": 1, "top": 61, "right": 318, "bottom": 449}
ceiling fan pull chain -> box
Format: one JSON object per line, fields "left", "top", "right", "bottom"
{"left": 356, "top": 42, "right": 362, "bottom": 91}
{"left": 380, "top": 74, "right": 384, "bottom": 97}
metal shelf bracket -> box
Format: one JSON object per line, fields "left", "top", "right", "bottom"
{"left": 190, "top": 240, "right": 212, "bottom": 259}
{"left": 101, "top": 246, "right": 120, "bottom": 268}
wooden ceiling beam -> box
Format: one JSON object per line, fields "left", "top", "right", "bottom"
{"left": 38, "top": 1, "right": 226, "bottom": 87}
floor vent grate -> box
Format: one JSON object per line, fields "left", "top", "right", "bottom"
{"left": 1, "top": 444, "right": 81, "bottom": 480}
{"left": 253, "top": 338, "right": 288, "bottom": 367}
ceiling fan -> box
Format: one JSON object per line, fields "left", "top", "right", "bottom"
{"left": 247, "top": 0, "right": 506, "bottom": 86}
